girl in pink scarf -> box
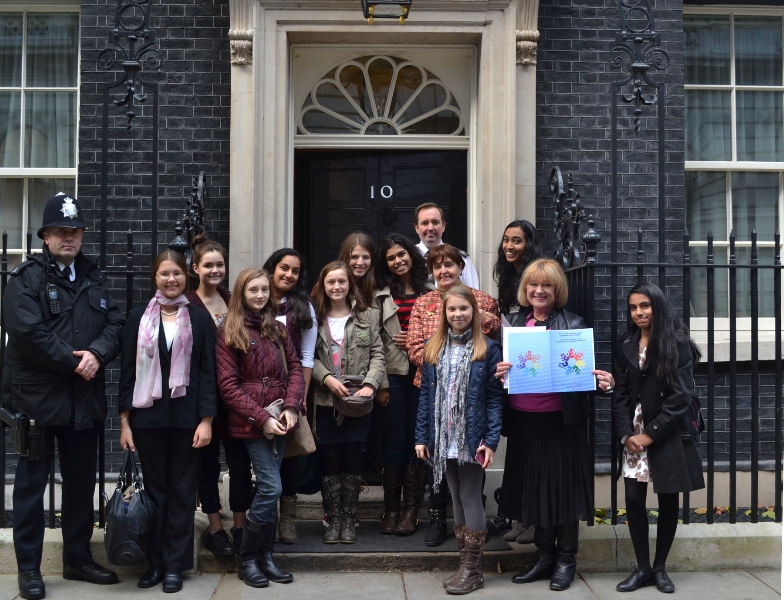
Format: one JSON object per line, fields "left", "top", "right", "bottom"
{"left": 118, "top": 250, "right": 217, "bottom": 593}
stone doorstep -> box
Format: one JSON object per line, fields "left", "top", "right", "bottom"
{"left": 0, "top": 520, "right": 777, "bottom": 576}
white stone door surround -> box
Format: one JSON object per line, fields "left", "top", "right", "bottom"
{"left": 228, "top": 0, "right": 540, "bottom": 293}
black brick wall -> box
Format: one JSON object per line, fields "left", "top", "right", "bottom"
{"left": 534, "top": 0, "right": 779, "bottom": 469}
{"left": 78, "top": 0, "right": 231, "bottom": 472}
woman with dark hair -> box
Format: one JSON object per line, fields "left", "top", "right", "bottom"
{"left": 495, "top": 258, "right": 592, "bottom": 592}
{"left": 374, "top": 234, "right": 432, "bottom": 535}
{"left": 311, "top": 261, "right": 386, "bottom": 544}
{"left": 611, "top": 282, "right": 704, "bottom": 594}
{"left": 119, "top": 250, "right": 217, "bottom": 593}
{"left": 262, "top": 248, "right": 318, "bottom": 544}
{"left": 337, "top": 232, "right": 376, "bottom": 308}
{"left": 216, "top": 267, "right": 304, "bottom": 588}
{"left": 188, "top": 233, "right": 253, "bottom": 558}
{"left": 493, "top": 220, "right": 540, "bottom": 316}
{"left": 493, "top": 220, "right": 540, "bottom": 544}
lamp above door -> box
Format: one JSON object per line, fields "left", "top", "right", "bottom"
{"left": 360, "top": 0, "right": 412, "bottom": 24}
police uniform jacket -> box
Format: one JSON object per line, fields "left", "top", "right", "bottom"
{"left": 1, "top": 249, "right": 124, "bottom": 429}
{"left": 612, "top": 331, "right": 705, "bottom": 494}
{"left": 118, "top": 304, "right": 218, "bottom": 429}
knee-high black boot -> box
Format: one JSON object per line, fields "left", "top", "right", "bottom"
{"left": 550, "top": 521, "right": 579, "bottom": 591}
{"left": 512, "top": 525, "right": 556, "bottom": 584}
{"left": 237, "top": 519, "right": 268, "bottom": 588}
{"left": 258, "top": 518, "right": 293, "bottom": 584}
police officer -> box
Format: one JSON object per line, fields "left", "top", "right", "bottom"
{"left": 1, "top": 193, "right": 125, "bottom": 600}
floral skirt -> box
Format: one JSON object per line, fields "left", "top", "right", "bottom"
{"left": 621, "top": 403, "right": 650, "bottom": 482}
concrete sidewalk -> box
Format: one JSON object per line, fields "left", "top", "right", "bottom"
{"left": 0, "top": 570, "right": 778, "bottom": 600}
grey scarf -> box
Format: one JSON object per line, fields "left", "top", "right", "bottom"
{"left": 432, "top": 329, "right": 473, "bottom": 492}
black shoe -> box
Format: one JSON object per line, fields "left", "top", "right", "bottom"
{"left": 511, "top": 555, "right": 555, "bottom": 584}
{"left": 137, "top": 568, "right": 164, "bottom": 588}
{"left": 616, "top": 568, "right": 654, "bottom": 592}
{"left": 423, "top": 508, "right": 447, "bottom": 547}
{"left": 653, "top": 565, "right": 675, "bottom": 593}
{"left": 238, "top": 559, "right": 269, "bottom": 588}
{"left": 231, "top": 527, "right": 244, "bottom": 554}
{"left": 238, "top": 519, "right": 269, "bottom": 588}
{"left": 62, "top": 562, "right": 118, "bottom": 585}
{"left": 205, "top": 528, "right": 235, "bottom": 557}
{"left": 549, "top": 558, "right": 576, "bottom": 591}
{"left": 18, "top": 570, "right": 45, "bottom": 600}
{"left": 162, "top": 572, "right": 183, "bottom": 593}
{"left": 258, "top": 519, "right": 293, "bottom": 584}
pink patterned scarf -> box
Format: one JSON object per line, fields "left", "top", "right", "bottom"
{"left": 133, "top": 290, "right": 193, "bottom": 409}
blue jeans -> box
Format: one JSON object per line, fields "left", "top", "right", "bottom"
{"left": 381, "top": 366, "right": 420, "bottom": 472}
{"left": 244, "top": 435, "right": 287, "bottom": 523}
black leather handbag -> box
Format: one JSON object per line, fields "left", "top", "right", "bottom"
{"left": 104, "top": 448, "right": 157, "bottom": 566}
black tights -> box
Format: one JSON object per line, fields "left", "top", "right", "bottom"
{"left": 624, "top": 478, "right": 679, "bottom": 572}
{"left": 320, "top": 442, "right": 364, "bottom": 477}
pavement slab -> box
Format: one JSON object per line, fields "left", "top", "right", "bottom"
{"left": 750, "top": 569, "right": 782, "bottom": 594}
{"left": 403, "top": 572, "right": 599, "bottom": 599}
{"left": 581, "top": 570, "right": 781, "bottom": 600}
{"left": 211, "top": 571, "right": 407, "bottom": 600}
{"left": 0, "top": 573, "right": 223, "bottom": 599}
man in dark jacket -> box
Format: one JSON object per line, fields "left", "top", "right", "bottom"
{"left": 1, "top": 193, "right": 125, "bottom": 600}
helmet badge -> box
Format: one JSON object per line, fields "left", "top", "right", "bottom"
{"left": 60, "top": 196, "right": 78, "bottom": 220}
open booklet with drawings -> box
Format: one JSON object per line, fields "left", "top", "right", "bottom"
{"left": 502, "top": 325, "right": 596, "bottom": 394}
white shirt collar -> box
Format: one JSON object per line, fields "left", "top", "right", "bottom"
{"left": 56, "top": 261, "right": 76, "bottom": 282}
{"left": 416, "top": 240, "right": 444, "bottom": 255}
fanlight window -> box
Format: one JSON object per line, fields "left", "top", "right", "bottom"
{"left": 298, "top": 55, "right": 464, "bottom": 136}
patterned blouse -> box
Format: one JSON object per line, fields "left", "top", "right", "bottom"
{"left": 622, "top": 346, "right": 650, "bottom": 482}
{"left": 406, "top": 288, "right": 501, "bottom": 387}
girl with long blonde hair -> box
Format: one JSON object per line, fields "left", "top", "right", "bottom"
{"left": 414, "top": 286, "right": 504, "bottom": 595}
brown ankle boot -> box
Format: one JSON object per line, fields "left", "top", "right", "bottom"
{"left": 442, "top": 525, "right": 466, "bottom": 587}
{"left": 395, "top": 462, "right": 424, "bottom": 536}
{"left": 379, "top": 469, "right": 403, "bottom": 534}
{"left": 445, "top": 528, "right": 486, "bottom": 595}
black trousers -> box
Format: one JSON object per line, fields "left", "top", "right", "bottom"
{"left": 13, "top": 425, "right": 98, "bottom": 572}
{"left": 135, "top": 428, "right": 199, "bottom": 573}
{"left": 197, "top": 436, "right": 253, "bottom": 514}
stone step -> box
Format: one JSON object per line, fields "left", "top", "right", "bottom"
{"left": 292, "top": 489, "right": 436, "bottom": 521}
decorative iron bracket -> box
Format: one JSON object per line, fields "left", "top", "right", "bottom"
{"left": 169, "top": 172, "right": 207, "bottom": 269}
{"left": 551, "top": 166, "right": 601, "bottom": 269}
{"left": 97, "top": 0, "right": 163, "bottom": 132}
{"left": 609, "top": 0, "right": 669, "bottom": 134}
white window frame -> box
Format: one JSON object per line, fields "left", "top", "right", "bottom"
{"left": 684, "top": 6, "right": 784, "bottom": 359}
{"left": 0, "top": 5, "right": 81, "bottom": 264}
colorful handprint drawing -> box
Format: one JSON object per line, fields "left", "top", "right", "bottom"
{"left": 516, "top": 350, "right": 541, "bottom": 377}
{"left": 558, "top": 348, "right": 586, "bottom": 375}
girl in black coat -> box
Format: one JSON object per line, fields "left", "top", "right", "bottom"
{"left": 611, "top": 282, "right": 704, "bottom": 594}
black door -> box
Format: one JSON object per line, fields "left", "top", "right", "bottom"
{"left": 294, "top": 149, "right": 468, "bottom": 286}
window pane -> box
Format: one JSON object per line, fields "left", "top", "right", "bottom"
{"left": 734, "top": 17, "right": 783, "bottom": 87}
{"left": 731, "top": 172, "right": 779, "bottom": 242}
{"left": 25, "top": 14, "right": 79, "bottom": 88}
{"left": 24, "top": 91, "right": 76, "bottom": 168}
{"left": 0, "top": 14, "right": 23, "bottom": 87}
{"left": 689, "top": 246, "right": 728, "bottom": 318}
{"left": 0, "top": 178, "right": 24, "bottom": 248}
{"left": 28, "top": 178, "right": 76, "bottom": 232}
{"left": 0, "top": 91, "right": 21, "bottom": 167}
{"left": 685, "top": 90, "right": 731, "bottom": 161}
{"left": 736, "top": 91, "right": 783, "bottom": 162}
{"left": 687, "top": 171, "right": 727, "bottom": 242}
{"left": 735, "top": 247, "right": 776, "bottom": 318}
{"left": 684, "top": 16, "right": 731, "bottom": 85}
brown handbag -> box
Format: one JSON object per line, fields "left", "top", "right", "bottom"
{"left": 334, "top": 374, "right": 374, "bottom": 425}
{"left": 273, "top": 341, "right": 316, "bottom": 458}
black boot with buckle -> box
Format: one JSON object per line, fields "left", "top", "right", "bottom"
{"left": 258, "top": 518, "right": 293, "bottom": 583}
{"left": 237, "top": 518, "right": 268, "bottom": 588}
